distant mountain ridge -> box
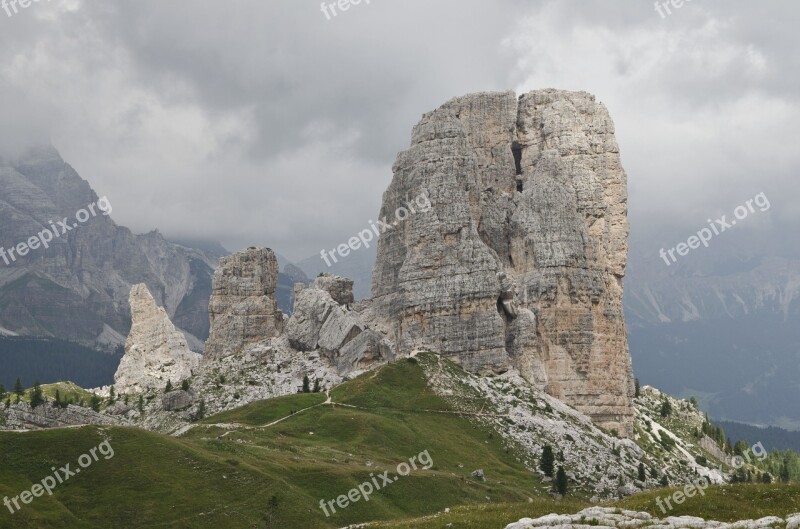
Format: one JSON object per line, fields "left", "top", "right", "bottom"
{"left": 719, "top": 420, "right": 800, "bottom": 452}
{"left": 0, "top": 145, "right": 217, "bottom": 350}
{"left": 625, "top": 224, "right": 800, "bottom": 429}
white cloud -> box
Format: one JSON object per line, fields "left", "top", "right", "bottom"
{"left": 505, "top": 2, "right": 800, "bottom": 230}
{"left": 0, "top": 0, "right": 797, "bottom": 259}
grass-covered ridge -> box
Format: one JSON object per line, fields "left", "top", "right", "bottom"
{"left": 366, "top": 483, "right": 800, "bottom": 528}
{"left": 197, "top": 391, "right": 327, "bottom": 425}
{"left": 0, "top": 357, "right": 552, "bottom": 528}
{"left": 614, "top": 482, "right": 800, "bottom": 522}
{"left": 2, "top": 381, "right": 97, "bottom": 408}
{"left": 2, "top": 357, "right": 799, "bottom": 528}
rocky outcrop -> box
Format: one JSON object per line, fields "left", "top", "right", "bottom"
{"left": 371, "top": 90, "right": 634, "bottom": 434}
{"left": 204, "top": 248, "right": 285, "bottom": 359}
{"left": 287, "top": 274, "right": 394, "bottom": 374}
{"left": 420, "top": 353, "right": 725, "bottom": 502}
{"left": 2, "top": 402, "right": 128, "bottom": 429}
{"left": 505, "top": 507, "right": 800, "bottom": 529}
{"left": 285, "top": 285, "right": 335, "bottom": 351}
{"left": 84, "top": 90, "right": 632, "bottom": 440}
{"left": 700, "top": 434, "right": 730, "bottom": 463}
{"left": 161, "top": 390, "right": 195, "bottom": 411}
{"left": 114, "top": 284, "right": 201, "bottom": 393}
{"left": 312, "top": 274, "right": 354, "bottom": 306}
{"left": 191, "top": 337, "right": 342, "bottom": 418}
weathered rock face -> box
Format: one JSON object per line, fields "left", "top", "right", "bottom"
{"left": 192, "top": 338, "right": 342, "bottom": 419}
{"left": 204, "top": 248, "right": 285, "bottom": 359}
{"left": 1, "top": 402, "right": 129, "bottom": 430}
{"left": 287, "top": 274, "right": 394, "bottom": 374}
{"left": 371, "top": 90, "right": 634, "bottom": 434}
{"left": 161, "top": 390, "right": 195, "bottom": 411}
{"left": 312, "top": 274, "right": 354, "bottom": 306}
{"left": 114, "top": 284, "right": 201, "bottom": 393}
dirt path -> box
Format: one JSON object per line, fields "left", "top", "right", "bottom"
{"left": 177, "top": 391, "right": 339, "bottom": 438}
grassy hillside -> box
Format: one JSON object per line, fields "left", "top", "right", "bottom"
{"left": 2, "top": 357, "right": 798, "bottom": 528}
{"left": 366, "top": 483, "right": 800, "bottom": 528}
{"left": 0, "top": 358, "right": 558, "bottom": 528}
{"left": 197, "top": 392, "right": 327, "bottom": 425}
{"left": 614, "top": 483, "right": 800, "bottom": 521}
{"left": 3, "top": 381, "right": 97, "bottom": 408}
{"left": 0, "top": 426, "right": 290, "bottom": 529}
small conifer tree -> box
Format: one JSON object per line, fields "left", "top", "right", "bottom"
{"left": 554, "top": 466, "right": 568, "bottom": 495}
{"left": 540, "top": 445, "right": 555, "bottom": 477}
{"left": 30, "top": 381, "right": 44, "bottom": 408}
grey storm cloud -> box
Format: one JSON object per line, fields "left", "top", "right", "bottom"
{"left": 0, "top": 0, "right": 797, "bottom": 260}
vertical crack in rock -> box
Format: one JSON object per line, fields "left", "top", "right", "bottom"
{"left": 371, "top": 89, "right": 635, "bottom": 435}
{"left": 512, "top": 141, "right": 524, "bottom": 192}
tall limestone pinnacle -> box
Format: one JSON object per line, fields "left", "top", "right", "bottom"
{"left": 114, "top": 284, "right": 201, "bottom": 393}
{"left": 371, "top": 90, "right": 635, "bottom": 434}
{"left": 125, "top": 90, "right": 632, "bottom": 435}
{"left": 204, "top": 248, "right": 285, "bottom": 359}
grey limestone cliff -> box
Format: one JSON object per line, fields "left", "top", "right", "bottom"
{"left": 371, "top": 90, "right": 634, "bottom": 434}
{"left": 203, "top": 248, "right": 285, "bottom": 359}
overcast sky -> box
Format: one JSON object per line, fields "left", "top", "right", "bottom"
{"left": 0, "top": 0, "right": 797, "bottom": 261}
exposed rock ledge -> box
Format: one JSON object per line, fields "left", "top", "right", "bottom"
{"left": 3, "top": 402, "right": 129, "bottom": 430}
{"left": 505, "top": 507, "right": 800, "bottom": 529}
